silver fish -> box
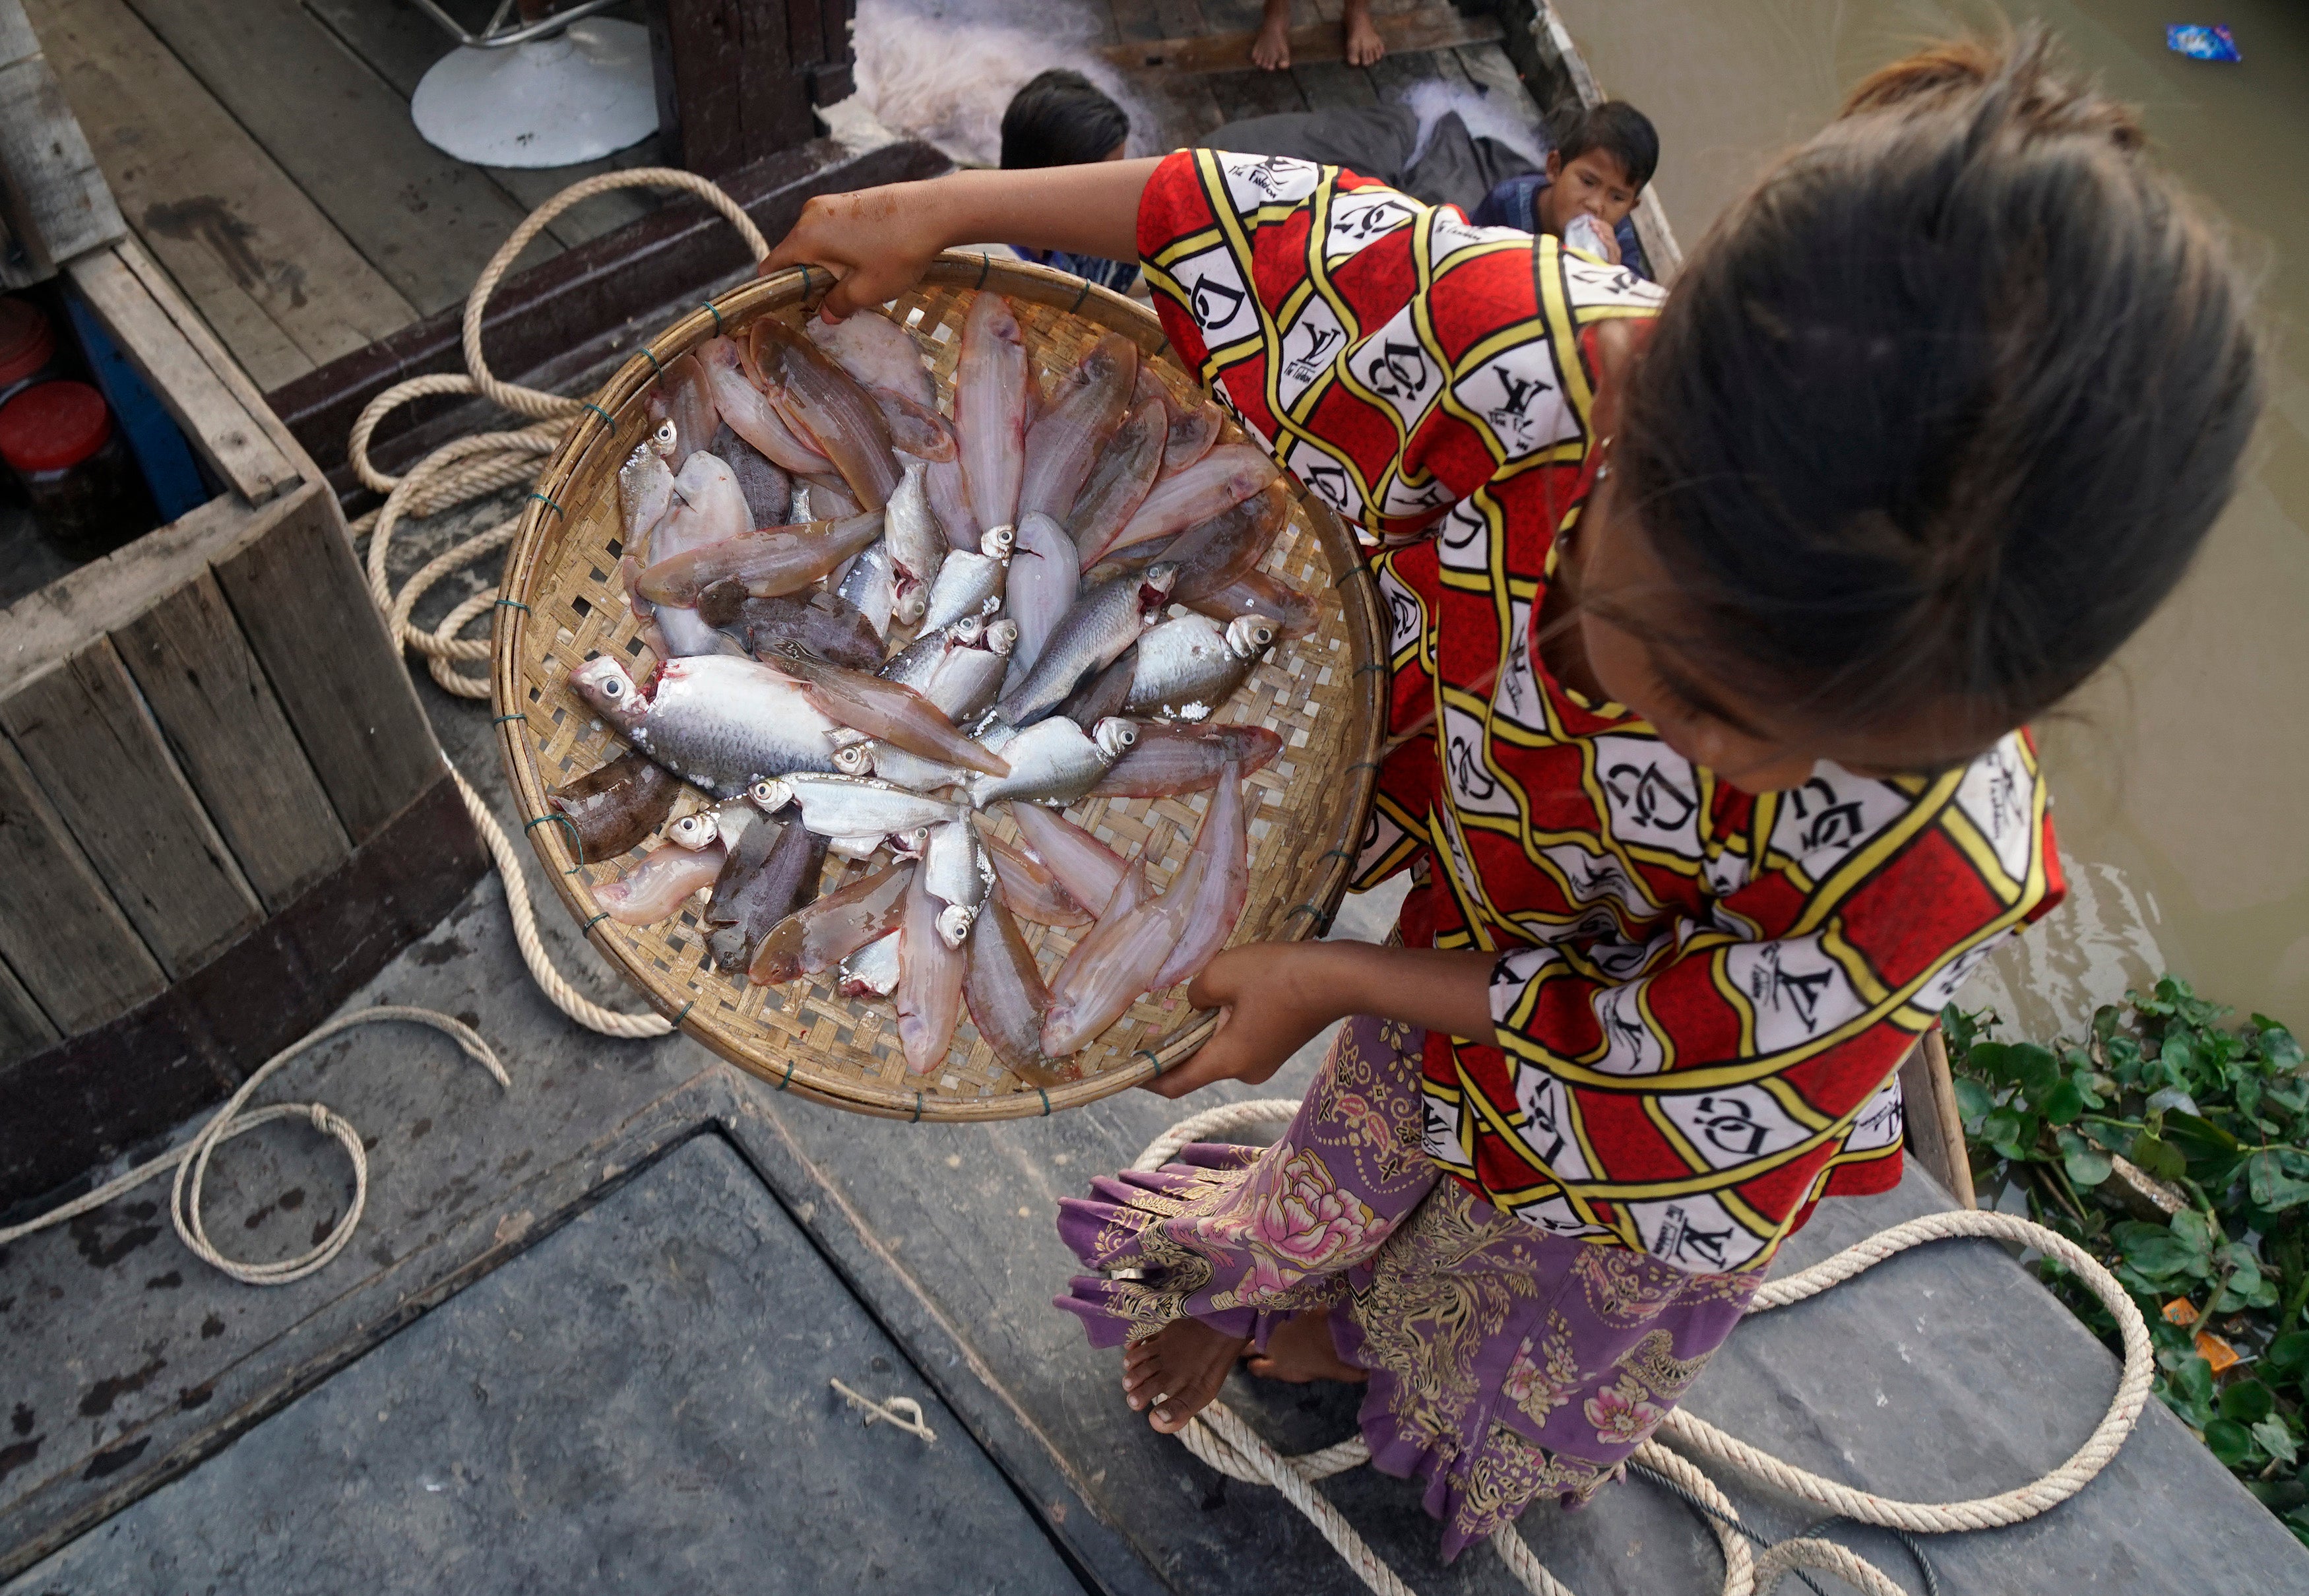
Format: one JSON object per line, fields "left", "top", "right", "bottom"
{"left": 923, "top": 453, "right": 981, "bottom": 552}
{"left": 884, "top": 462, "right": 943, "bottom": 625}
{"left": 924, "top": 617, "right": 1014, "bottom": 723}
{"left": 896, "top": 865, "right": 966, "bottom": 1071}
{"left": 967, "top": 717, "right": 1135, "bottom": 807}
{"left": 1042, "top": 850, "right": 1207, "bottom": 1056}
{"left": 833, "top": 739, "right": 976, "bottom": 793}
{"left": 569, "top": 654, "right": 839, "bottom": 796}
{"left": 835, "top": 539, "right": 899, "bottom": 640}
{"left": 879, "top": 613, "right": 986, "bottom": 693}
{"left": 1003, "top": 511, "right": 1079, "bottom": 689}
{"left": 1126, "top": 614, "right": 1275, "bottom": 720}
{"left": 1095, "top": 445, "right": 1280, "bottom": 563}
{"left": 1019, "top": 331, "right": 1135, "bottom": 520}
{"left": 593, "top": 837, "right": 727, "bottom": 926}
{"left": 783, "top": 774, "right": 963, "bottom": 839}
{"left": 1005, "top": 801, "right": 1129, "bottom": 914}
{"left": 986, "top": 563, "right": 1177, "bottom": 728}
{"left": 838, "top": 930, "right": 902, "bottom": 998}
{"left": 696, "top": 335, "right": 831, "bottom": 474}
{"left": 666, "top": 810, "right": 720, "bottom": 850}
{"left": 645, "top": 451, "right": 753, "bottom": 658}
{"left": 807, "top": 309, "right": 933, "bottom": 406}
{"left": 648, "top": 352, "right": 720, "bottom": 470}
{"left": 1151, "top": 762, "right": 1250, "bottom": 989}
{"left": 919, "top": 524, "right": 1014, "bottom": 631}
{"left": 617, "top": 431, "right": 677, "bottom": 569}
{"left": 922, "top": 818, "right": 993, "bottom": 940}
{"left": 964, "top": 895, "right": 1062, "bottom": 1085}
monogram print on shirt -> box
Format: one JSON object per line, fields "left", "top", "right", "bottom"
{"left": 1660, "top": 1085, "right": 1809, "bottom": 1170}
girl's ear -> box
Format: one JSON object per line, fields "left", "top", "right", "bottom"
{"left": 1544, "top": 149, "right": 1564, "bottom": 181}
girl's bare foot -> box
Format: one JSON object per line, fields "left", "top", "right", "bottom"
{"left": 1123, "top": 1320, "right": 1251, "bottom": 1432}
{"left": 1246, "top": 1308, "right": 1368, "bottom": 1384}
{"left": 1251, "top": 1, "right": 1292, "bottom": 71}
{"left": 1343, "top": 0, "right": 1385, "bottom": 67}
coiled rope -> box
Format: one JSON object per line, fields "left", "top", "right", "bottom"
{"left": 1, "top": 170, "right": 769, "bottom": 1275}
{"left": 1133, "top": 1099, "right": 2152, "bottom": 1596}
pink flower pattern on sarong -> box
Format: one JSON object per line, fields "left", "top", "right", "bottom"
{"left": 1242, "top": 1149, "right": 1381, "bottom": 1295}
{"left": 1583, "top": 1376, "right": 1666, "bottom": 1446}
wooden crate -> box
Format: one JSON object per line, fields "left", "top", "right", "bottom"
{"left": 0, "top": 1, "right": 480, "bottom": 1209}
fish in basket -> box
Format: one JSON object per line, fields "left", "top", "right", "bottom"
{"left": 493, "top": 255, "right": 1385, "bottom": 1120}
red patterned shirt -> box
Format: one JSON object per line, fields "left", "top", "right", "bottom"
{"left": 1137, "top": 150, "right": 2063, "bottom": 1273}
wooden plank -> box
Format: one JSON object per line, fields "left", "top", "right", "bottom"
{"left": 67, "top": 245, "right": 301, "bottom": 501}
{"left": 0, "top": 734, "right": 163, "bottom": 1031}
{"left": 1899, "top": 1029, "right": 1977, "bottom": 1208}
{"left": 26, "top": 0, "right": 419, "bottom": 389}
{"left": 118, "top": 0, "right": 544, "bottom": 315}
{"left": 0, "top": 637, "right": 262, "bottom": 977}
{"left": 210, "top": 481, "right": 441, "bottom": 844}
{"left": 113, "top": 568, "right": 351, "bottom": 912}
{"left": 1100, "top": 2, "right": 1498, "bottom": 73}
{"left": 654, "top": 1, "right": 813, "bottom": 177}
{"left": 1203, "top": 65, "right": 1308, "bottom": 125}
{"left": 113, "top": 238, "right": 315, "bottom": 476}
{"left": 296, "top": 0, "right": 661, "bottom": 253}
{"left": 0, "top": 34, "right": 124, "bottom": 285}
{"left": 0, "top": 948, "right": 61, "bottom": 1067}
{"left": 0, "top": 0, "right": 42, "bottom": 61}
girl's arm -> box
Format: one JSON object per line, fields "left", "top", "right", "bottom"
{"left": 763, "top": 160, "right": 1165, "bottom": 320}
{"left": 1150, "top": 942, "right": 1494, "bottom": 1100}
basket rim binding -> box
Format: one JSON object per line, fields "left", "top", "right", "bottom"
{"left": 491, "top": 251, "right": 1387, "bottom": 1121}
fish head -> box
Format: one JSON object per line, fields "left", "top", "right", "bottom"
{"left": 648, "top": 418, "right": 678, "bottom": 458}
{"left": 935, "top": 903, "right": 976, "bottom": 949}
{"left": 893, "top": 587, "right": 929, "bottom": 627}
{"left": 1092, "top": 718, "right": 1139, "bottom": 761}
{"left": 568, "top": 656, "right": 648, "bottom": 728}
{"left": 981, "top": 524, "right": 1015, "bottom": 561}
{"left": 667, "top": 810, "right": 718, "bottom": 849}
{"left": 831, "top": 744, "right": 877, "bottom": 777}
{"left": 949, "top": 614, "right": 986, "bottom": 649}
{"left": 1140, "top": 563, "right": 1181, "bottom": 615}
{"left": 749, "top": 777, "right": 795, "bottom": 812}
{"left": 982, "top": 618, "right": 1019, "bottom": 657}
{"left": 889, "top": 825, "right": 933, "bottom": 860}
{"left": 1225, "top": 617, "right": 1277, "bottom": 658}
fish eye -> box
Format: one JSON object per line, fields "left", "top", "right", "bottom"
{"left": 602, "top": 679, "right": 623, "bottom": 697}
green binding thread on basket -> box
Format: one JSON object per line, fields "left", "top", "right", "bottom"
{"left": 1334, "top": 563, "right": 1378, "bottom": 591}
{"left": 583, "top": 911, "right": 610, "bottom": 932}
{"left": 1319, "top": 846, "right": 1354, "bottom": 863}
{"left": 976, "top": 251, "right": 991, "bottom": 288}
{"left": 583, "top": 402, "right": 616, "bottom": 428}
{"left": 1136, "top": 1047, "right": 1166, "bottom": 1077}
{"left": 641, "top": 346, "right": 663, "bottom": 375}
{"left": 798, "top": 265, "right": 814, "bottom": 294}
{"left": 912, "top": 1093, "right": 924, "bottom": 1123}
{"left": 778, "top": 1054, "right": 795, "bottom": 1089}
{"left": 527, "top": 491, "right": 564, "bottom": 517}
{"left": 1284, "top": 901, "right": 1335, "bottom": 936}
{"left": 491, "top": 712, "right": 525, "bottom": 724}
{"left": 1070, "top": 277, "right": 1092, "bottom": 311}
{"left": 701, "top": 302, "right": 724, "bottom": 332}
{"left": 522, "top": 811, "right": 587, "bottom": 870}
{"left": 1038, "top": 1088, "right": 1052, "bottom": 1116}
{"left": 1354, "top": 661, "right": 1389, "bottom": 677}
{"left": 495, "top": 598, "right": 530, "bottom": 614}
{"left": 674, "top": 999, "right": 694, "bottom": 1025}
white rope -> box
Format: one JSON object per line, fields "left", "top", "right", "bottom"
{"left": 829, "top": 1379, "right": 939, "bottom": 1443}
{"left": 0, "top": 1009, "right": 505, "bottom": 1284}
{"left": 1, "top": 170, "right": 771, "bottom": 1281}
{"left": 1130, "top": 1104, "right": 2153, "bottom": 1596}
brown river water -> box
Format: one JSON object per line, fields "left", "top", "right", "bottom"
{"left": 1552, "top": 0, "right": 2309, "bottom": 1042}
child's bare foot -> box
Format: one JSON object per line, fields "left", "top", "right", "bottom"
{"left": 1245, "top": 1308, "right": 1368, "bottom": 1384}
{"left": 1343, "top": 0, "right": 1385, "bottom": 67}
{"left": 1251, "top": 1, "right": 1292, "bottom": 71}
{"left": 1123, "top": 1320, "right": 1251, "bottom": 1432}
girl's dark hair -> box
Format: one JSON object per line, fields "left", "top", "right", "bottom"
{"left": 1001, "top": 69, "right": 1131, "bottom": 170}
{"left": 1616, "top": 30, "right": 2260, "bottom": 739}
{"left": 1558, "top": 101, "right": 1659, "bottom": 191}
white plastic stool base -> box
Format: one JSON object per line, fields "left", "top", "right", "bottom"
{"left": 410, "top": 19, "right": 658, "bottom": 169}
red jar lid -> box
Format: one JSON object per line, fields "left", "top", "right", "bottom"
{"left": 0, "top": 298, "right": 54, "bottom": 388}
{"left": 0, "top": 381, "right": 111, "bottom": 472}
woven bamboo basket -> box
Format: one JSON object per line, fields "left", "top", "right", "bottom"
{"left": 493, "top": 253, "right": 1386, "bottom": 1120}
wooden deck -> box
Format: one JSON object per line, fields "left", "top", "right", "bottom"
{"left": 23, "top": 0, "right": 665, "bottom": 395}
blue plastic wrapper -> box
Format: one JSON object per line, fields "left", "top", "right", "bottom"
{"left": 2166, "top": 24, "right": 2240, "bottom": 62}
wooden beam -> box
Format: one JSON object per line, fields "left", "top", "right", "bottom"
{"left": 1898, "top": 1028, "right": 1977, "bottom": 1209}
{"left": 0, "top": 0, "right": 122, "bottom": 286}
{"left": 1102, "top": 3, "right": 1500, "bottom": 74}
{"left": 27, "top": 0, "right": 420, "bottom": 389}
{"left": 66, "top": 240, "right": 303, "bottom": 501}
{"left": 0, "top": 949, "right": 57, "bottom": 1067}
{"left": 112, "top": 568, "right": 352, "bottom": 913}
{"left": 652, "top": 0, "right": 815, "bottom": 177}
{"left": 0, "top": 734, "right": 162, "bottom": 1032}
{"left": 209, "top": 482, "right": 442, "bottom": 845}
{"left": 0, "top": 635, "right": 263, "bottom": 978}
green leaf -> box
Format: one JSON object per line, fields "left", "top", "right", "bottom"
{"left": 2203, "top": 1417, "right": 2256, "bottom": 1466}
{"left": 2172, "top": 1210, "right": 2218, "bottom": 1252}
{"left": 1982, "top": 1108, "right": 2035, "bottom": 1163}
{"left": 2041, "top": 1078, "right": 2086, "bottom": 1126}
{"left": 2054, "top": 1128, "right": 2112, "bottom": 1188}
{"left": 2254, "top": 1019, "right": 2303, "bottom": 1070}
{"left": 2219, "top": 1379, "right": 2275, "bottom": 1425}
{"left": 1952, "top": 1077, "right": 1997, "bottom": 1126}
{"left": 2120, "top": 1230, "right": 2210, "bottom": 1281}
{"left": 2271, "top": 1333, "right": 2309, "bottom": 1379}
{"left": 2167, "top": 1353, "right": 2217, "bottom": 1413}
{"left": 1969, "top": 1042, "right": 2014, "bottom": 1083}
{"left": 2132, "top": 1131, "right": 2188, "bottom": 1182}
{"left": 2248, "top": 1151, "right": 2309, "bottom": 1212}
{"left": 2252, "top": 1416, "right": 2300, "bottom": 1467}
{"left": 2011, "top": 1043, "right": 2060, "bottom": 1095}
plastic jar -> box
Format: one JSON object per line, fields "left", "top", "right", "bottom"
{"left": 0, "top": 381, "right": 154, "bottom": 561}
{"left": 0, "top": 298, "right": 59, "bottom": 410}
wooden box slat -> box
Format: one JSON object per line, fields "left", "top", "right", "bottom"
{"left": 113, "top": 567, "right": 352, "bottom": 912}
{"left": 210, "top": 480, "right": 442, "bottom": 844}
{"left": 0, "top": 635, "right": 261, "bottom": 976}
{"left": 0, "top": 936, "right": 59, "bottom": 1060}
{"left": 0, "top": 732, "right": 164, "bottom": 1032}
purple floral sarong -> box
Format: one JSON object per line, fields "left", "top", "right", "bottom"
{"left": 1055, "top": 1014, "right": 1761, "bottom": 1562}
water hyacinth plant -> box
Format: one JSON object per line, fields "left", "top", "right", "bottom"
{"left": 1945, "top": 978, "right": 2309, "bottom": 1545}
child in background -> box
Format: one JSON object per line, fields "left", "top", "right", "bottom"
{"left": 998, "top": 69, "right": 1139, "bottom": 295}
{"left": 1253, "top": 0, "right": 1383, "bottom": 70}
{"left": 765, "top": 32, "right": 2259, "bottom": 1558}
{"left": 1472, "top": 99, "right": 1659, "bottom": 274}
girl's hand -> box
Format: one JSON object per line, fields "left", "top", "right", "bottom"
{"left": 762, "top": 183, "right": 946, "bottom": 321}
{"left": 1148, "top": 943, "right": 1337, "bottom": 1100}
